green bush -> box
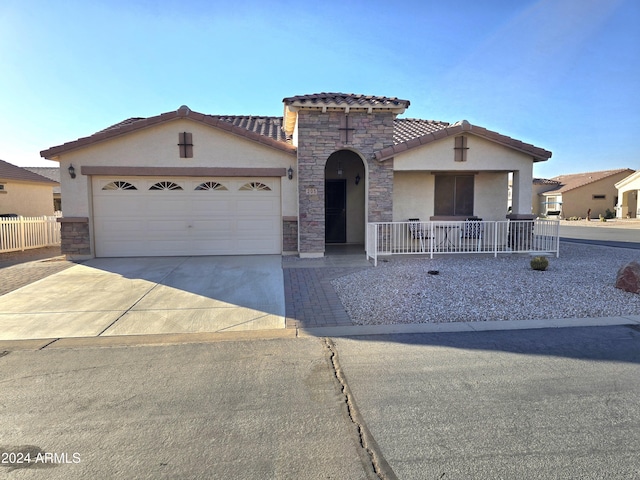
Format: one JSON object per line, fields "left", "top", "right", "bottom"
{"left": 530, "top": 256, "right": 549, "bottom": 271}
{"left": 604, "top": 208, "right": 616, "bottom": 219}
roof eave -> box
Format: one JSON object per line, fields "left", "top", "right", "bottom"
{"left": 375, "top": 122, "right": 552, "bottom": 163}
{"left": 41, "top": 107, "right": 296, "bottom": 159}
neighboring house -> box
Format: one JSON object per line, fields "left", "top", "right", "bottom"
{"left": 40, "top": 92, "right": 552, "bottom": 259}
{"left": 24, "top": 167, "right": 61, "bottom": 212}
{"left": 615, "top": 170, "right": 640, "bottom": 218}
{"left": 0, "top": 159, "right": 58, "bottom": 216}
{"left": 533, "top": 169, "right": 634, "bottom": 219}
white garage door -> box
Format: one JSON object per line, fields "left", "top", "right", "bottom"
{"left": 92, "top": 177, "right": 282, "bottom": 257}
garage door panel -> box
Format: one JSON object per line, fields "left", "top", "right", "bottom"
{"left": 93, "top": 176, "right": 282, "bottom": 257}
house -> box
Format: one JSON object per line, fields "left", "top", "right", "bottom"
{"left": 24, "top": 167, "right": 61, "bottom": 212}
{"left": 40, "top": 92, "right": 552, "bottom": 259}
{"left": 615, "top": 170, "right": 640, "bottom": 218}
{"left": 533, "top": 168, "right": 634, "bottom": 219}
{"left": 0, "top": 159, "right": 58, "bottom": 216}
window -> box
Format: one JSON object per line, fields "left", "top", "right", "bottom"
{"left": 195, "top": 181, "right": 227, "bottom": 191}
{"left": 102, "top": 181, "right": 137, "bottom": 190}
{"left": 0, "top": 183, "right": 5, "bottom": 191}
{"left": 592, "top": 194, "right": 606, "bottom": 200}
{"left": 149, "top": 181, "right": 183, "bottom": 191}
{"left": 434, "top": 175, "right": 474, "bottom": 216}
{"left": 239, "top": 182, "right": 271, "bottom": 191}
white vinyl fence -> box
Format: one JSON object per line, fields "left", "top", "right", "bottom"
{"left": 366, "top": 219, "right": 560, "bottom": 266}
{"left": 0, "top": 216, "right": 61, "bottom": 253}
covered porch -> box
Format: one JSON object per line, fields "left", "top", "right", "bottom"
{"left": 366, "top": 219, "right": 560, "bottom": 266}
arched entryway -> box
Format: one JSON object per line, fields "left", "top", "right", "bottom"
{"left": 324, "top": 150, "right": 366, "bottom": 248}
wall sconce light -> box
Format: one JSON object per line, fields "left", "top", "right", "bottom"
{"left": 68, "top": 164, "right": 76, "bottom": 179}
{"left": 355, "top": 173, "right": 361, "bottom": 185}
{"left": 287, "top": 166, "right": 294, "bottom": 180}
{"left": 337, "top": 162, "right": 343, "bottom": 176}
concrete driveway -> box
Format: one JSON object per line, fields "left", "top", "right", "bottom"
{"left": 0, "top": 256, "right": 285, "bottom": 341}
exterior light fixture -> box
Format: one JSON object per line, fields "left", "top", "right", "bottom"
{"left": 355, "top": 173, "right": 361, "bottom": 185}
{"left": 287, "top": 166, "right": 293, "bottom": 180}
{"left": 337, "top": 162, "right": 343, "bottom": 176}
{"left": 68, "top": 164, "right": 76, "bottom": 179}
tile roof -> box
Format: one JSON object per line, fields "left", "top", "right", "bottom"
{"left": 283, "top": 92, "right": 410, "bottom": 110}
{"left": 41, "top": 106, "right": 297, "bottom": 159}
{"left": 394, "top": 118, "right": 450, "bottom": 144}
{"left": 542, "top": 168, "right": 635, "bottom": 194}
{"left": 376, "top": 120, "right": 552, "bottom": 162}
{"left": 533, "top": 178, "right": 562, "bottom": 185}
{"left": 40, "top": 98, "right": 551, "bottom": 163}
{"left": 0, "top": 159, "right": 58, "bottom": 184}
{"left": 23, "top": 167, "right": 61, "bottom": 183}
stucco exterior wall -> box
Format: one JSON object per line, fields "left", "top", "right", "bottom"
{"left": 0, "top": 181, "right": 54, "bottom": 216}
{"left": 561, "top": 174, "right": 628, "bottom": 219}
{"left": 393, "top": 134, "right": 531, "bottom": 218}
{"left": 393, "top": 171, "right": 508, "bottom": 221}
{"left": 56, "top": 119, "right": 297, "bottom": 218}
{"left": 616, "top": 172, "right": 640, "bottom": 218}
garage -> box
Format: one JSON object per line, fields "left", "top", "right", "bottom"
{"left": 92, "top": 176, "right": 282, "bottom": 257}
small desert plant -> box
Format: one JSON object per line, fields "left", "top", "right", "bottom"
{"left": 604, "top": 208, "right": 616, "bottom": 219}
{"left": 530, "top": 256, "right": 549, "bottom": 271}
{"left": 599, "top": 214, "right": 606, "bottom": 222}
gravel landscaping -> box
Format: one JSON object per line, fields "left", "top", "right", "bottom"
{"left": 332, "top": 243, "right": 640, "bottom": 325}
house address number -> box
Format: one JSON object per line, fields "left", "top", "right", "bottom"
{"left": 305, "top": 187, "right": 318, "bottom": 195}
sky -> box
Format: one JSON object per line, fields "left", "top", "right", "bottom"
{"left": 1, "top": 0, "right": 638, "bottom": 179}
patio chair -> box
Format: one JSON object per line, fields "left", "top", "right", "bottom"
{"left": 408, "top": 218, "right": 430, "bottom": 252}
{"left": 461, "top": 218, "right": 483, "bottom": 250}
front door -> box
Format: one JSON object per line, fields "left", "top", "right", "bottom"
{"left": 325, "top": 179, "right": 346, "bottom": 243}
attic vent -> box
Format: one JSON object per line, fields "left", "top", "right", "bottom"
{"left": 454, "top": 136, "right": 468, "bottom": 162}
{"left": 178, "top": 132, "right": 193, "bottom": 158}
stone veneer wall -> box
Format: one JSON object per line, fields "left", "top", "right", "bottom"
{"left": 296, "top": 111, "right": 395, "bottom": 254}
{"left": 282, "top": 217, "right": 298, "bottom": 252}
{"left": 58, "top": 218, "right": 91, "bottom": 255}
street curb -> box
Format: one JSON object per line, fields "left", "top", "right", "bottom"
{"left": 297, "top": 315, "right": 640, "bottom": 338}
{"left": 1, "top": 316, "right": 639, "bottom": 350}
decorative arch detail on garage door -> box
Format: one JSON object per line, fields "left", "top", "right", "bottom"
{"left": 149, "top": 181, "right": 183, "bottom": 191}
{"left": 102, "top": 181, "right": 137, "bottom": 191}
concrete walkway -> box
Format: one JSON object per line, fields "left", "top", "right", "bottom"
{"left": 0, "top": 255, "right": 285, "bottom": 341}
{"left": 1, "top": 244, "right": 639, "bottom": 348}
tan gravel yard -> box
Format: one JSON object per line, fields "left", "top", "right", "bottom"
{"left": 332, "top": 243, "right": 640, "bottom": 325}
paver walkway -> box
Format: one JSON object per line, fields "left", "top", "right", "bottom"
{"left": 0, "top": 247, "right": 75, "bottom": 296}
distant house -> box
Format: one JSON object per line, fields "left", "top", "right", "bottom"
{"left": 615, "top": 170, "right": 640, "bottom": 219}
{"left": 533, "top": 168, "right": 634, "bottom": 219}
{"left": 24, "top": 167, "right": 61, "bottom": 212}
{"left": 0, "top": 159, "right": 58, "bottom": 216}
{"left": 40, "top": 92, "right": 552, "bottom": 259}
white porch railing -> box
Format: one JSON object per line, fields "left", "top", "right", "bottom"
{"left": 366, "top": 219, "right": 560, "bottom": 266}
{"left": 0, "top": 216, "right": 61, "bottom": 254}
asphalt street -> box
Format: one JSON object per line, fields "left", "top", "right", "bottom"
{"left": 1, "top": 326, "right": 639, "bottom": 479}
{"left": 559, "top": 223, "right": 640, "bottom": 249}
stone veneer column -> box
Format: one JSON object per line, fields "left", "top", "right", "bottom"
{"left": 296, "top": 110, "right": 396, "bottom": 256}
{"left": 57, "top": 217, "right": 91, "bottom": 257}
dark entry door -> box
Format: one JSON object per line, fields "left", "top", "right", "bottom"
{"left": 325, "top": 179, "right": 346, "bottom": 243}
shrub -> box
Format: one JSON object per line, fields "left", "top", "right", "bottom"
{"left": 604, "top": 208, "right": 616, "bottom": 219}
{"left": 530, "top": 256, "right": 549, "bottom": 271}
